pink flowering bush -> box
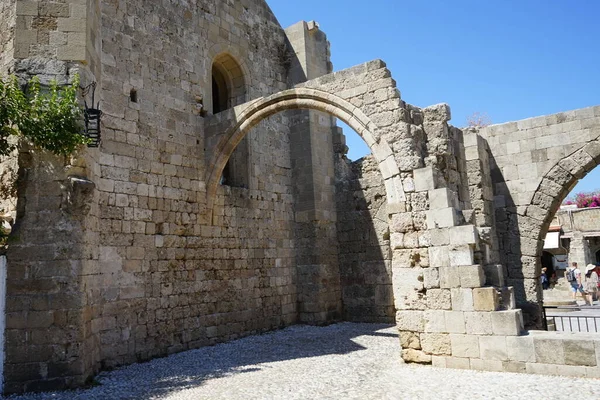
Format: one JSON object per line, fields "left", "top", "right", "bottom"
{"left": 563, "top": 191, "right": 600, "bottom": 208}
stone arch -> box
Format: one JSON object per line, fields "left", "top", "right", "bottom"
{"left": 211, "top": 53, "right": 247, "bottom": 112}
{"left": 207, "top": 44, "right": 252, "bottom": 110}
{"left": 205, "top": 87, "right": 399, "bottom": 209}
{"left": 525, "top": 138, "right": 600, "bottom": 278}
{"left": 210, "top": 52, "right": 250, "bottom": 187}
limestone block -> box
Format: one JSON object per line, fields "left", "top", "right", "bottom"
{"left": 379, "top": 156, "right": 400, "bottom": 179}
{"left": 445, "top": 311, "right": 466, "bottom": 334}
{"left": 392, "top": 249, "right": 428, "bottom": 269}
{"left": 431, "top": 356, "right": 447, "bottom": 368}
{"left": 421, "top": 333, "right": 451, "bottom": 356}
{"left": 502, "top": 361, "right": 527, "bottom": 373}
{"left": 399, "top": 331, "right": 421, "bottom": 349}
{"left": 500, "top": 287, "right": 516, "bottom": 310}
{"left": 449, "top": 225, "right": 478, "bottom": 246}
{"left": 396, "top": 310, "right": 424, "bottom": 332}
{"left": 491, "top": 310, "right": 523, "bottom": 336}
{"left": 423, "top": 103, "right": 451, "bottom": 123}
{"left": 449, "top": 246, "right": 474, "bottom": 267}
{"left": 423, "top": 268, "right": 440, "bottom": 289}
{"left": 440, "top": 267, "right": 460, "bottom": 289}
{"left": 470, "top": 358, "right": 503, "bottom": 372}
{"left": 585, "top": 366, "right": 600, "bottom": 379}
{"left": 390, "top": 212, "right": 413, "bottom": 233}
{"left": 596, "top": 340, "right": 600, "bottom": 367}
{"left": 564, "top": 340, "right": 597, "bottom": 367}
{"left": 450, "top": 288, "right": 474, "bottom": 311}
{"left": 450, "top": 334, "right": 480, "bottom": 358}
{"left": 458, "top": 264, "right": 485, "bottom": 287}
{"left": 384, "top": 175, "right": 407, "bottom": 204}
{"left": 446, "top": 357, "right": 471, "bottom": 369}
{"left": 390, "top": 232, "right": 404, "bottom": 249}
{"left": 403, "top": 232, "right": 420, "bottom": 248}
{"left": 429, "top": 228, "right": 450, "bottom": 246}
{"left": 506, "top": 336, "right": 535, "bottom": 363}
{"left": 392, "top": 267, "right": 423, "bottom": 305}
{"left": 16, "top": 1, "right": 39, "bottom": 16}
{"left": 426, "top": 289, "right": 452, "bottom": 310}
{"left": 413, "top": 166, "right": 438, "bottom": 192}
{"left": 534, "top": 338, "right": 565, "bottom": 365}
{"left": 479, "top": 336, "right": 508, "bottom": 361}
{"left": 402, "top": 349, "right": 432, "bottom": 364}
{"left": 473, "top": 287, "right": 500, "bottom": 311}
{"left": 526, "top": 363, "right": 558, "bottom": 376}
{"left": 424, "top": 310, "right": 447, "bottom": 333}
{"left": 429, "top": 246, "right": 449, "bottom": 268}
{"left": 426, "top": 208, "right": 460, "bottom": 229}
{"left": 558, "top": 365, "right": 589, "bottom": 378}
{"left": 429, "top": 188, "right": 454, "bottom": 209}
{"left": 464, "top": 312, "right": 493, "bottom": 335}
{"left": 483, "top": 264, "right": 506, "bottom": 287}
{"left": 465, "top": 146, "right": 480, "bottom": 161}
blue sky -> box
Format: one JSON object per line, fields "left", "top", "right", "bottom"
{"left": 267, "top": 0, "right": 600, "bottom": 195}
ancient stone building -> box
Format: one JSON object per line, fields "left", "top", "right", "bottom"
{"left": 543, "top": 206, "right": 600, "bottom": 271}
{"left": 0, "top": 0, "right": 600, "bottom": 394}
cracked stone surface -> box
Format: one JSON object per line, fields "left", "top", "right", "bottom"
{"left": 7, "top": 323, "right": 600, "bottom": 400}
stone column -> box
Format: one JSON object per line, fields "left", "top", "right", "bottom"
{"left": 285, "top": 21, "right": 342, "bottom": 323}
{"left": 569, "top": 232, "right": 592, "bottom": 268}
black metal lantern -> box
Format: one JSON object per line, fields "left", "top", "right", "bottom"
{"left": 82, "top": 82, "right": 101, "bottom": 147}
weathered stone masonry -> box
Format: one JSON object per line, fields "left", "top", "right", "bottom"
{"left": 1, "top": 0, "right": 600, "bottom": 394}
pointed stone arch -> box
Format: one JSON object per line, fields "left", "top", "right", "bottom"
{"left": 524, "top": 138, "right": 600, "bottom": 277}
{"left": 204, "top": 87, "right": 403, "bottom": 210}
{"left": 209, "top": 51, "right": 250, "bottom": 187}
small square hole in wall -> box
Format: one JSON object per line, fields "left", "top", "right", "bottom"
{"left": 130, "top": 88, "right": 138, "bottom": 103}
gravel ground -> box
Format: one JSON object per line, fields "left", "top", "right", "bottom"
{"left": 6, "top": 322, "right": 600, "bottom": 400}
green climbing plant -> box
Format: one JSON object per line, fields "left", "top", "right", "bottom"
{"left": 0, "top": 74, "right": 89, "bottom": 157}
{"left": 0, "top": 74, "right": 88, "bottom": 250}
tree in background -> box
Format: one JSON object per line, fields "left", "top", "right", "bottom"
{"left": 563, "top": 191, "right": 600, "bottom": 208}
{"left": 466, "top": 112, "right": 492, "bottom": 128}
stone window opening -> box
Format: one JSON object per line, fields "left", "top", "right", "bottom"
{"left": 129, "top": 88, "right": 138, "bottom": 103}
{"left": 211, "top": 54, "right": 249, "bottom": 188}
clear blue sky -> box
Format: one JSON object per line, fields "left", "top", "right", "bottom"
{"left": 267, "top": 0, "right": 600, "bottom": 195}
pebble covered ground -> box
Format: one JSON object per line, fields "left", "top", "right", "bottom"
{"left": 6, "top": 323, "right": 600, "bottom": 400}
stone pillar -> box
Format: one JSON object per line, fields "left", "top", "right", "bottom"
{"left": 285, "top": 21, "right": 342, "bottom": 323}
{"left": 569, "top": 232, "right": 592, "bottom": 268}
{"left": 1, "top": 1, "right": 102, "bottom": 394}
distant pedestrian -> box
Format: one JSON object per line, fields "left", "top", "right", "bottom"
{"left": 540, "top": 267, "right": 549, "bottom": 290}
{"left": 566, "top": 262, "right": 587, "bottom": 304}
{"left": 584, "top": 264, "right": 599, "bottom": 305}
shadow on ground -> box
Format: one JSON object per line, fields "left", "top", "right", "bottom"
{"left": 6, "top": 323, "right": 395, "bottom": 400}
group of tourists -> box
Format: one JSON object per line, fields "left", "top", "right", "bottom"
{"left": 565, "top": 261, "right": 600, "bottom": 305}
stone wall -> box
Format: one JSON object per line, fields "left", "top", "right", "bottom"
{"left": 335, "top": 152, "right": 394, "bottom": 322}
{"left": 479, "top": 105, "right": 600, "bottom": 325}
{"left": 554, "top": 207, "right": 600, "bottom": 233}
{"left": 88, "top": 0, "right": 298, "bottom": 372}
{"left": 0, "top": 0, "right": 16, "bottom": 74}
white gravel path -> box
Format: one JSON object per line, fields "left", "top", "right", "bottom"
{"left": 6, "top": 322, "right": 600, "bottom": 400}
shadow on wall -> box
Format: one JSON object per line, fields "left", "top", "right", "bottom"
{"left": 335, "top": 150, "right": 395, "bottom": 323}
{"left": 6, "top": 323, "right": 396, "bottom": 400}
{"left": 489, "top": 153, "right": 542, "bottom": 329}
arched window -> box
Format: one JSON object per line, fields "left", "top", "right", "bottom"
{"left": 211, "top": 54, "right": 248, "bottom": 188}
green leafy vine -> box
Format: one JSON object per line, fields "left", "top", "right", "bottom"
{"left": 0, "top": 74, "right": 90, "bottom": 156}
{"left": 0, "top": 74, "right": 89, "bottom": 249}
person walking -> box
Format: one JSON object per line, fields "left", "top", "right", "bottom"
{"left": 566, "top": 262, "right": 587, "bottom": 304}
{"left": 584, "top": 264, "right": 599, "bottom": 305}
